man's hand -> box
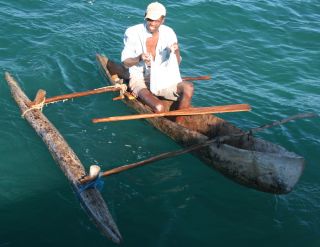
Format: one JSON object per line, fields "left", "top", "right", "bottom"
{"left": 169, "top": 43, "right": 179, "bottom": 53}
{"left": 168, "top": 43, "right": 181, "bottom": 64}
{"left": 141, "top": 53, "right": 152, "bottom": 67}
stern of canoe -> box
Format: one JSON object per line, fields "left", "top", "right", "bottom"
{"left": 208, "top": 138, "right": 305, "bottom": 194}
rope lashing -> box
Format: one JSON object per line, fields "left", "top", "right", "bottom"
{"left": 21, "top": 97, "right": 45, "bottom": 118}
{"left": 114, "top": 83, "right": 128, "bottom": 98}
{"left": 77, "top": 173, "right": 105, "bottom": 193}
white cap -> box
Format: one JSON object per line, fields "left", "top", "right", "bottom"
{"left": 145, "top": 2, "right": 166, "bottom": 20}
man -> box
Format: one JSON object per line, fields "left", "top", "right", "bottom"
{"left": 121, "top": 2, "right": 193, "bottom": 119}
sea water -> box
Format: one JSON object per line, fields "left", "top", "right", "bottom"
{"left": 0, "top": 1, "right": 319, "bottom": 246}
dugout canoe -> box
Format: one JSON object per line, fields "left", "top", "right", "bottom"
{"left": 5, "top": 72, "right": 122, "bottom": 244}
{"left": 96, "top": 54, "right": 305, "bottom": 194}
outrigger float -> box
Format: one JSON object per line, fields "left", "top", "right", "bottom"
{"left": 5, "top": 73, "right": 122, "bottom": 244}
{"left": 5, "top": 54, "right": 315, "bottom": 243}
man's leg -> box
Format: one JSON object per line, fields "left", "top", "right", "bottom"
{"left": 176, "top": 81, "right": 194, "bottom": 123}
{"left": 107, "top": 60, "right": 130, "bottom": 80}
{"left": 138, "top": 89, "right": 165, "bottom": 113}
{"left": 129, "top": 76, "right": 165, "bottom": 113}
{"left": 177, "top": 81, "right": 194, "bottom": 109}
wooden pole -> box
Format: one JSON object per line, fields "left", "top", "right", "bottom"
{"left": 100, "top": 144, "right": 206, "bottom": 178}
{"left": 182, "top": 75, "right": 211, "bottom": 81}
{"left": 35, "top": 75, "right": 208, "bottom": 105}
{"left": 92, "top": 104, "right": 251, "bottom": 123}
{"left": 44, "top": 86, "right": 121, "bottom": 104}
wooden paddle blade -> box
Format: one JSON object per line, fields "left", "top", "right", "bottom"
{"left": 92, "top": 104, "right": 251, "bottom": 123}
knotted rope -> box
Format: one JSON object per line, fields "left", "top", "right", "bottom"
{"left": 21, "top": 98, "right": 45, "bottom": 118}
{"left": 77, "top": 173, "right": 105, "bottom": 193}
{"left": 114, "top": 83, "right": 128, "bottom": 98}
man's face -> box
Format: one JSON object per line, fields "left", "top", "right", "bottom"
{"left": 146, "top": 16, "right": 164, "bottom": 33}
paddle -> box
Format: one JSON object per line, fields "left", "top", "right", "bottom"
{"left": 92, "top": 104, "right": 251, "bottom": 123}
{"left": 79, "top": 112, "right": 318, "bottom": 184}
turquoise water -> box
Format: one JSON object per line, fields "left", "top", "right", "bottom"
{"left": 1, "top": 1, "right": 319, "bottom": 246}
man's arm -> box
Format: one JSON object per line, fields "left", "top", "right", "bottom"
{"left": 123, "top": 53, "right": 152, "bottom": 68}
{"left": 122, "top": 26, "right": 145, "bottom": 68}
{"left": 122, "top": 55, "right": 141, "bottom": 68}
{"left": 170, "top": 43, "right": 181, "bottom": 64}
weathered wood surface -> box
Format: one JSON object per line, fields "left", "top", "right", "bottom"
{"left": 5, "top": 72, "right": 122, "bottom": 244}
{"left": 96, "top": 54, "right": 305, "bottom": 194}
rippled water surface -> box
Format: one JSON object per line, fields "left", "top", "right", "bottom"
{"left": 0, "top": 1, "right": 319, "bottom": 246}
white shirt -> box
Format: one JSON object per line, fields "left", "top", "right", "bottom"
{"left": 121, "top": 23, "right": 178, "bottom": 79}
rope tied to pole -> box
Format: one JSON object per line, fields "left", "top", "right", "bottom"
{"left": 21, "top": 97, "right": 46, "bottom": 118}
{"left": 114, "top": 83, "right": 128, "bottom": 98}
{"left": 77, "top": 172, "right": 105, "bottom": 193}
